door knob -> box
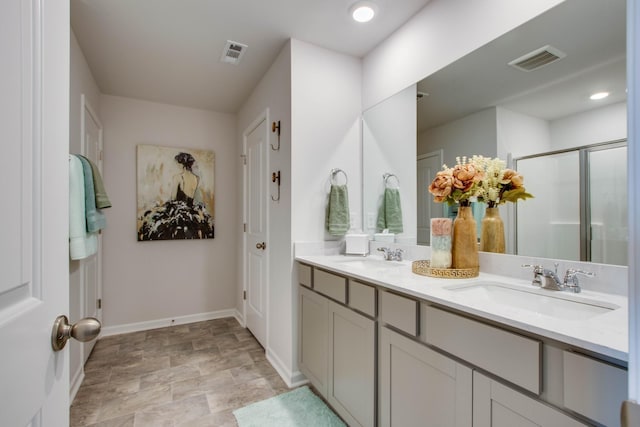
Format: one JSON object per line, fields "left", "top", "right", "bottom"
{"left": 256, "top": 242, "right": 266, "bottom": 250}
{"left": 51, "top": 315, "right": 101, "bottom": 352}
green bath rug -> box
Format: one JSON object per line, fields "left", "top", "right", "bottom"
{"left": 233, "top": 386, "right": 345, "bottom": 427}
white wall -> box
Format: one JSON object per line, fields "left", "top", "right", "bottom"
{"left": 496, "top": 107, "right": 551, "bottom": 159}
{"left": 550, "top": 101, "right": 627, "bottom": 149}
{"left": 362, "top": 0, "right": 564, "bottom": 110}
{"left": 418, "top": 108, "right": 498, "bottom": 166}
{"left": 69, "top": 30, "right": 102, "bottom": 397}
{"left": 100, "top": 95, "right": 237, "bottom": 329}
{"left": 362, "top": 85, "right": 417, "bottom": 240}
{"left": 237, "top": 42, "right": 293, "bottom": 381}
{"left": 291, "top": 40, "right": 363, "bottom": 243}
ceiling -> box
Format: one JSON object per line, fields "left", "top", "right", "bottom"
{"left": 71, "top": 0, "right": 431, "bottom": 113}
{"left": 416, "top": 0, "right": 626, "bottom": 133}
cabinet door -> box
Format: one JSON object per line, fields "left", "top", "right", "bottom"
{"left": 473, "top": 372, "right": 588, "bottom": 427}
{"left": 299, "top": 285, "right": 329, "bottom": 396}
{"left": 380, "top": 327, "right": 472, "bottom": 427}
{"left": 328, "top": 301, "right": 376, "bottom": 427}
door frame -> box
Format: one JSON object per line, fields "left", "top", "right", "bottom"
{"left": 417, "top": 149, "right": 444, "bottom": 244}
{"left": 241, "top": 109, "right": 270, "bottom": 346}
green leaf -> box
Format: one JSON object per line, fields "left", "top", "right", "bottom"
{"left": 500, "top": 188, "right": 534, "bottom": 204}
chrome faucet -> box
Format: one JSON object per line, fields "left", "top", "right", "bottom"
{"left": 377, "top": 247, "right": 404, "bottom": 261}
{"left": 563, "top": 268, "right": 595, "bottom": 293}
{"left": 522, "top": 263, "right": 594, "bottom": 293}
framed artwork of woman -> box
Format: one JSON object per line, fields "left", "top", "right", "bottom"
{"left": 136, "top": 144, "right": 215, "bottom": 241}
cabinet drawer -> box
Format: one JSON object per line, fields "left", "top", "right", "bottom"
{"left": 424, "top": 305, "right": 541, "bottom": 394}
{"left": 563, "top": 351, "right": 627, "bottom": 427}
{"left": 314, "top": 269, "right": 347, "bottom": 303}
{"left": 380, "top": 291, "right": 419, "bottom": 336}
{"left": 348, "top": 280, "right": 376, "bottom": 317}
{"left": 298, "top": 263, "right": 312, "bottom": 288}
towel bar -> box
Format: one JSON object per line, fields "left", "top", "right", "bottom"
{"left": 330, "top": 168, "right": 348, "bottom": 185}
{"left": 383, "top": 173, "right": 400, "bottom": 188}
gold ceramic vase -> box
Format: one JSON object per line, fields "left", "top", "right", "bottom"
{"left": 479, "top": 206, "right": 506, "bottom": 253}
{"left": 452, "top": 205, "right": 479, "bottom": 269}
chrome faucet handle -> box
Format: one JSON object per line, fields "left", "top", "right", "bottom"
{"left": 393, "top": 249, "right": 405, "bottom": 261}
{"left": 563, "top": 269, "right": 595, "bottom": 293}
{"left": 521, "top": 264, "right": 544, "bottom": 286}
{"left": 377, "top": 247, "right": 392, "bottom": 260}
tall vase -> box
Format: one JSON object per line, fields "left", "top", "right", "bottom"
{"left": 452, "top": 205, "right": 479, "bottom": 269}
{"left": 480, "top": 207, "right": 505, "bottom": 253}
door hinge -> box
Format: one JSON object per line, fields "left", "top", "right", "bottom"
{"left": 241, "top": 154, "right": 246, "bottom": 165}
{"left": 97, "top": 298, "right": 102, "bottom": 309}
{"left": 243, "top": 223, "right": 247, "bottom": 232}
{"left": 243, "top": 291, "right": 247, "bottom": 300}
{"left": 99, "top": 150, "right": 103, "bottom": 161}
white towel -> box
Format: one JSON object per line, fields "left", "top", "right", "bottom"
{"left": 69, "top": 155, "right": 98, "bottom": 260}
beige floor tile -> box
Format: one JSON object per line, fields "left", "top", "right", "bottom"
{"left": 72, "top": 318, "right": 292, "bottom": 427}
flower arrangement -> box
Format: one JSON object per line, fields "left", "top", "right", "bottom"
{"left": 428, "top": 155, "right": 533, "bottom": 207}
{"left": 470, "top": 155, "right": 533, "bottom": 207}
{"left": 428, "top": 156, "right": 484, "bottom": 205}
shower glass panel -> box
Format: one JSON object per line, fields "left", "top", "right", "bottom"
{"left": 588, "top": 146, "right": 627, "bottom": 265}
{"left": 516, "top": 151, "right": 581, "bottom": 261}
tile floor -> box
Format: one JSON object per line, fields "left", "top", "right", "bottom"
{"left": 70, "top": 317, "right": 291, "bottom": 427}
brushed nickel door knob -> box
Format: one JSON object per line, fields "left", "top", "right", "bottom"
{"left": 51, "top": 315, "right": 101, "bottom": 352}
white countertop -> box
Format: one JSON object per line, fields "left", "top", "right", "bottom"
{"left": 295, "top": 254, "right": 629, "bottom": 362}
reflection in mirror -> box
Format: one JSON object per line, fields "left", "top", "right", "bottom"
{"left": 362, "top": 0, "right": 627, "bottom": 265}
{"left": 517, "top": 141, "right": 628, "bottom": 266}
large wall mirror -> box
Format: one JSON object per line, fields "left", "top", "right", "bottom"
{"left": 362, "top": 0, "right": 627, "bottom": 265}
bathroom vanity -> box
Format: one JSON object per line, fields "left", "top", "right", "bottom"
{"left": 295, "top": 254, "right": 628, "bottom": 427}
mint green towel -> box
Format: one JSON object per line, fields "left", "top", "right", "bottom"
{"left": 77, "top": 155, "right": 106, "bottom": 233}
{"left": 326, "top": 184, "right": 350, "bottom": 236}
{"left": 85, "top": 157, "right": 112, "bottom": 209}
{"left": 377, "top": 188, "right": 403, "bottom": 233}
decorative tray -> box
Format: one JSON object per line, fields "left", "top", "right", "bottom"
{"left": 411, "top": 260, "right": 479, "bottom": 279}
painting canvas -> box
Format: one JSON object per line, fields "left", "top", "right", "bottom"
{"left": 137, "top": 144, "right": 215, "bottom": 241}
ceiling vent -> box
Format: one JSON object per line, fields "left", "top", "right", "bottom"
{"left": 508, "top": 45, "right": 566, "bottom": 72}
{"left": 220, "top": 40, "right": 248, "bottom": 65}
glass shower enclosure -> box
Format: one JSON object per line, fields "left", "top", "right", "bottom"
{"left": 515, "top": 140, "right": 627, "bottom": 266}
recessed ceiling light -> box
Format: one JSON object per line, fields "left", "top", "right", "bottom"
{"left": 590, "top": 91, "right": 610, "bottom": 100}
{"left": 350, "top": 1, "right": 377, "bottom": 23}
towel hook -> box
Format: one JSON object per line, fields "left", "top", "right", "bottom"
{"left": 331, "top": 168, "right": 348, "bottom": 185}
{"left": 271, "top": 170, "right": 281, "bottom": 201}
{"left": 271, "top": 120, "right": 281, "bottom": 151}
{"left": 383, "top": 173, "right": 400, "bottom": 188}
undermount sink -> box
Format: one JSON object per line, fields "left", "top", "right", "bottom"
{"left": 445, "top": 281, "right": 619, "bottom": 320}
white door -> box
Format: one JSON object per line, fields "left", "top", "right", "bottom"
{"left": 0, "top": 0, "right": 71, "bottom": 426}
{"left": 243, "top": 115, "right": 269, "bottom": 348}
{"left": 417, "top": 151, "right": 444, "bottom": 245}
{"left": 81, "top": 95, "right": 104, "bottom": 361}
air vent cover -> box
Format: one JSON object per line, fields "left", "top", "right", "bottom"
{"left": 220, "top": 40, "right": 248, "bottom": 65}
{"left": 508, "top": 45, "right": 566, "bottom": 72}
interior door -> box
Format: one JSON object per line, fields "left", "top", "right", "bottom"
{"left": 417, "top": 151, "right": 444, "bottom": 245}
{"left": 0, "top": 0, "right": 70, "bottom": 425}
{"left": 81, "top": 95, "right": 104, "bottom": 361}
{"left": 244, "top": 116, "right": 268, "bottom": 348}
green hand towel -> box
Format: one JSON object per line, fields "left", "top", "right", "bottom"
{"left": 326, "top": 184, "right": 350, "bottom": 236}
{"left": 376, "top": 188, "right": 403, "bottom": 233}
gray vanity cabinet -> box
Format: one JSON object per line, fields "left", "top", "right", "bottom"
{"left": 298, "top": 268, "right": 376, "bottom": 427}
{"left": 328, "top": 300, "right": 376, "bottom": 427}
{"left": 298, "top": 285, "right": 329, "bottom": 396}
{"left": 379, "top": 326, "right": 473, "bottom": 427}
{"left": 473, "top": 371, "right": 588, "bottom": 427}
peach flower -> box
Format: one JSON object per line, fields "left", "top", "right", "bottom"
{"left": 428, "top": 169, "right": 454, "bottom": 202}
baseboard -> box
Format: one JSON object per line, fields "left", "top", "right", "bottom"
{"left": 233, "top": 308, "right": 245, "bottom": 327}
{"left": 69, "top": 367, "right": 85, "bottom": 403}
{"left": 100, "top": 308, "right": 237, "bottom": 337}
{"left": 265, "top": 347, "right": 308, "bottom": 389}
